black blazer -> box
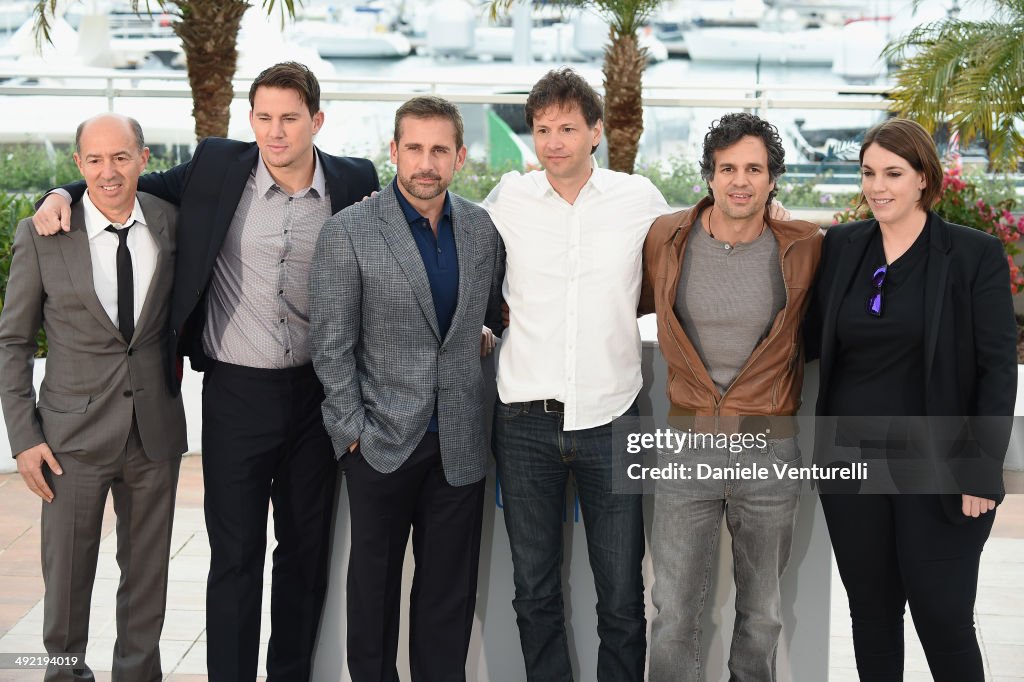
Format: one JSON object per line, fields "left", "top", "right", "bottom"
{"left": 806, "top": 213, "right": 1017, "bottom": 513}
{"left": 60, "top": 138, "right": 380, "bottom": 393}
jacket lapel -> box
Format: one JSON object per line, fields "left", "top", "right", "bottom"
{"left": 923, "top": 213, "right": 951, "bottom": 386}
{"left": 132, "top": 194, "right": 171, "bottom": 343}
{"left": 378, "top": 185, "right": 441, "bottom": 340}
{"left": 321, "top": 148, "right": 353, "bottom": 215}
{"left": 443, "top": 197, "right": 474, "bottom": 346}
{"left": 204, "top": 145, "right": 258, "bottom": 276}
{"left": 820, "top": 221, "right": 874, "bottom": 385}
{"left": 58, "top": 203, "right": 123, "bottom": 340}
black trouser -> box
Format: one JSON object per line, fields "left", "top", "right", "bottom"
{"left": 820, "top": 494, "right": 994, "bottom": 682}
{"left": 202, "top": 361, "right": 338, "bottom": 682}
{"left": 343, "top": 432, "right": 485, "bottom": 682}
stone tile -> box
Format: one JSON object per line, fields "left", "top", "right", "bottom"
{"left": 160, "top": 610, "right": 205, "bottom": 642}
{"left": 978, "top": 615, "right": 1024, "bottom": 645}
{"left": 0, "top": 671, "right": 46, "bottom": 682}
{"left": 977, "top": 586, "right": 1024, "bottom": 615}
{"left": 827, "top": 667, "right": 861, "bottom": 682}
{"left": 88, "top": 579, "right": 119, "bottom": 607}
{"left": 165, "top": 581, "right": 206, "bottom": 611}
{"left": 158, "top": 638, "right": 194, "bottom": 674}
{"left": 170, "top": 641, "right": 205, "bottom": 675}
{"left": 174, "top": 533, "right": 210, "bottom": 558}
{"left": 167, "top": 554, "right": 210, "bottom": 583}
{"left": 0, "top": 633, "right": 44, "bottom": 654}
{"left": 5, "top": 603, "right": 43, "bottom": 637}
{"left": 986, "top": 643, "right": 1024, "bottom": 677}
{"left": 81, "top": 637, "right": 117, "bottom": 672}
{"left": 983, "top": 537, "right": 1024, "bottom": 563}
{"left": 978, "top": 562, "right": 1024, "bottom": 588}
{"left": 0, "top": 604, "right": 35, "bottom": 637}
{"left": 829, "top": 636, "right": 856, "bottom": 669}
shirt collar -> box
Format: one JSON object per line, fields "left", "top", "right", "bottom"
{"left": 254, "top": 148, "right": 326, "bottom": 198}
{"left": 82, "top": 190, "right": 147, "bottom": 241}
{"left": 392, "top": 179, "right": 452, "bottom": 227}
{"left": 533, "top": 157, "right": 605, "bottom": 198}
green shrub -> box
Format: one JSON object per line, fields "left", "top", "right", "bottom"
{"left": 0, "top": 190, "right": 46, "bottom": 356}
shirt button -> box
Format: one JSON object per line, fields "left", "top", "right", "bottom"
{"left": 278, "top": 290, "right": 284, "bottom": 295}
{"left": 280, "top": 319, "right": 285, "bottom": 324}
{"left": 285, "top": 349, "right": 291, "bottom": 354}
{"left": 284, "top": 229, "right": 289, "bottom": 234}
{"left": 280, "top": 258, "right": 285, "bottom": 264}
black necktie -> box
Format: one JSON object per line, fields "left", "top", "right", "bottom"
{"left": 105, "top": 223, "right": 134, "bottom": 343}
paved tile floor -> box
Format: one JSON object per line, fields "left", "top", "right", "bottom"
{"left": 0, "top": 457, "right": 1020, "bottom": 681}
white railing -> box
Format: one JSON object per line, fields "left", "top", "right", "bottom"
{"left": 0, "top": 67, "right": 893, "bottom": 113}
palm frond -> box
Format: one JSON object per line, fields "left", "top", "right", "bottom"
{"left": 886, "top": 11, "right": 1024, "bottom": 168}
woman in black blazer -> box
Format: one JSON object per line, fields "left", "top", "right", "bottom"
{"left": 808, "top": 118, "right": 1017, "bottom": 681}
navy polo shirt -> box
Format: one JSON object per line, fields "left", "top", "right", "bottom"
{"left": 393, "top": 180, "right": 459, "bottom": 433}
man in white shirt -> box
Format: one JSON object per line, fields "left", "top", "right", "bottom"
{"left": 481, "top": 68, "right": 669, "bottom": 681}
{"left": 0, "top": 114, "right": 186, "bottom": 680}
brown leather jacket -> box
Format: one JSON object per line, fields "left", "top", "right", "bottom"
{"left": 640, "top": 197, "right": 823, "bottom": 420}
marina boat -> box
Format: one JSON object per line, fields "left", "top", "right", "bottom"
{"left": 286, "top": 5, "right": 412, "bottom": 59}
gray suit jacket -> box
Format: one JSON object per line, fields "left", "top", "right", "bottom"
{"left": 0, "top": 192, "right": 187, "bottom": 463}
{"left": 309, "top": 183, "right": 505, "bottom": 486}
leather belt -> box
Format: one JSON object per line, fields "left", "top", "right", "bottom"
{"left": 534, "top": 399, "right": 565, "bottom": 414}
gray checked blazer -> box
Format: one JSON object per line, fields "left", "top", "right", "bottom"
{"left": 309, "top": 182, "right": 505, "bottom": 486}
{"left": 0, "top": 193, "right": 187, "bottom": 463}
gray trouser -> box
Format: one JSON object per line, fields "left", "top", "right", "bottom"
{"left": 41, "top": 421, "right": 180, "bottom": 682}
{"left": 648, "top": 438, "right": 801, "bottom": 682}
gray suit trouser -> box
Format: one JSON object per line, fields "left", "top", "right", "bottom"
{"left": 41, "top": 419, "right": 181, "bottom": 682}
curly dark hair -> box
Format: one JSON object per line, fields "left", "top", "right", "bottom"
{"left": 699, "top": 113, "right": 786, "bottom": 204}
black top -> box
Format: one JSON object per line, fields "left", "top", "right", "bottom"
{"left": 828, "top": 222, "right": 930, "bottom": 417}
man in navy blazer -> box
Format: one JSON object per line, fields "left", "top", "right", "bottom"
{"left": 34, "top": 62, "right": 379, "bottom": 681}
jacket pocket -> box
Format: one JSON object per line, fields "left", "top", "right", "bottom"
{"left": 37, "top": 391, "right": 90, "bottom": 414}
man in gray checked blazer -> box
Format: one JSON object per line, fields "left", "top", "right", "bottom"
{"left": 309, "top": 96, "right": 504, "bottom": 681}
{"left": 0, "top": 114, "right": 186, "bottom": 681}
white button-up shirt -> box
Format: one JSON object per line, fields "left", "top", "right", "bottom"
{"left": 82, "top": 191, "right": 157, "bottom": 330}
{"left": 482, "top": 167, "right": 670, "bottom": 430}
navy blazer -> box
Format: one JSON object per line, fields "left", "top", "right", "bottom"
{"left": 59, "top": 137, "right": 380, "bottom": 392}
{"left": 806, "top": 213, "right": 1017, "bottom": 515}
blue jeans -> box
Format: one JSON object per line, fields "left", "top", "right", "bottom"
{"left": 648, "top": 437, "right": 801, "bottom": 682}
{"left": 493, "top": 400, "right": 646, "bottom": 682}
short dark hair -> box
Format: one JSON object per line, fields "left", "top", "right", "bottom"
{"left": 75, "top": 114, "right": 145, "bottom": 153}
{"left": 393, "top": 96, "right": 465, "bottom": 150}
{"left": 859, "top": 118, "right": 943, "bottom": 210}
{"left": 249, "top": 61, "right": 321, "bottom": 116}
{"left": 525, "top": 68, "right": 603, "bottom": 153}
{"left": 700, "top": 113, "right": 786, "bottom": 204}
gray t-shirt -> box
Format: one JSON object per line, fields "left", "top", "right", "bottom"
{"left": 674, "top": 216, "right": 787, "bottom": 395}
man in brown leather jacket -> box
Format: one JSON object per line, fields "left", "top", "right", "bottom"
{"left": 639, "top": 113, "right": 822, "bottom": 682}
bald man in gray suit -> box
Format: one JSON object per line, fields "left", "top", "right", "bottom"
{"left": 0, "top": 114, "right": 186, "bottom": 681}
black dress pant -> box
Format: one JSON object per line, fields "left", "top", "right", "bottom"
{"left": 820, "top": 494, "right": 994, "bottom": 681}
{"left": 343, "top": 432, "right": 485, "bottom": 682}
{"left": 202, "top": 361, "right": 338, "bottom": 681}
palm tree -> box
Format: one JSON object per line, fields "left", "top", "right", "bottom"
{"left": 883, "top": 0, "right": 1024, "bottom": 169}
{"left": 32, "top": 0, "right": 297, "bottom": 141}
{"left": 489, "top": 0, "right": 664, "bottom": 173}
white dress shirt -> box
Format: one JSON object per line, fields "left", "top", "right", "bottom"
{"left": 482, "top": 167, "right": 670, "bottom": 430}
{"left": 82, "top": 191, "right": 157, "bottom": 331}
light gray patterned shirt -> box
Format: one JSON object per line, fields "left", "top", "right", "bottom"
{"left": 201, "top": 154, "right": 331, "bottom": 368}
